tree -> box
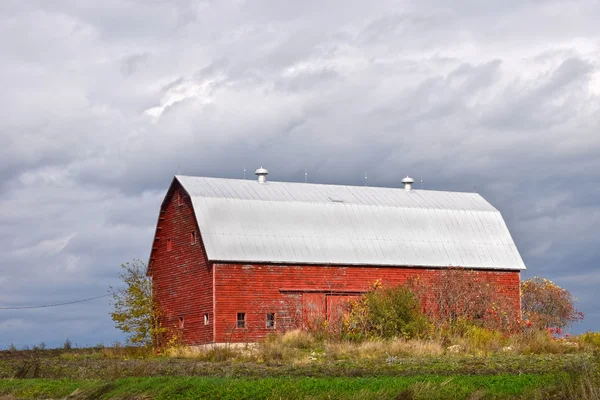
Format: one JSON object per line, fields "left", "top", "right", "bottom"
{"left": 110, "top": 260, "right": 165, "bottom": 347}
{"left": 521, "top": 277, "right": 584, "bottom": 332}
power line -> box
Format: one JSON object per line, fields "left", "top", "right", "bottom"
{"left": 0, "top": 293, "right": 112, "bottom": 310}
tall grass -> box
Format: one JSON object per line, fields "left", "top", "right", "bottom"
{"left": 156, "top": 327, "right": 598, "bottom": 366}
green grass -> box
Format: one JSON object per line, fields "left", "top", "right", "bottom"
{"left": 0, "top": 351, "right": 594, "bottom": 380}
{"left": 0, "top": 374, "right": 566, "bottom": 400}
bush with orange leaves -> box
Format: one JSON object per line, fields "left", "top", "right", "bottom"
{"left": 408, "top": 269, "right": 520, "bottom": 334}
{"left": 521, "top": 277, "right": 583, "bottom": 332}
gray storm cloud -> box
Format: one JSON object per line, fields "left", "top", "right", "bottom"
{"left": 0, "top": 0, "right": 599, "bottom": 347}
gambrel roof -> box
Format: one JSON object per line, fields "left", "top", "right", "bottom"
{"left": 173, "top": 175, "right": 526, "bottom": 270}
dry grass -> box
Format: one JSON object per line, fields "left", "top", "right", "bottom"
{"left": 160, "top": 331, "right": 445, "bottom": 365}
{"left": 164, "top": 343, "right": 251, "bottom": 361}
{"left": 158, "top": 329, "right": 591, "bottom": 364}
{"left": 510, "top": 330, "right": 580, "bottom": 355}
{"left": 276, "top": 329, "right": 315, "bottom": 348}
{"left": 445, "top": 326, "right": 508, "bottom": 355}
{"left": 326, "top": 339, "right": 444, "bottom": 361}
{"left": 99, "top": 345, "right": 154, "bottom": 359}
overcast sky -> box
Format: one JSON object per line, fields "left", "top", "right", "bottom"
{"left": 1, "top": 0, "right": 599, "bottom": 348}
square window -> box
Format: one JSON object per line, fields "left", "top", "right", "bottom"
{"left": 237, "top": 312, "right": 246, "bottom": 328}
{"left": 204, "top": 313, "right": 209, "bottom": 325}
{"left": 167, "top": 238, "right": 173, "bottom": 252}
{"left": 178, "top": 316, "right": 184, "bottom": 329}
{"left": 266, "top": 313, "right": 275, "bottom": 329}
{"left": 190, "top": 231, "right": 196, "bottom": 245}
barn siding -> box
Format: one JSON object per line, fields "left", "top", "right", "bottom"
{"left": 213, "top": 263, "right": 520, "bottom": 343}
{"left": 149, "top": 183, "right": 213, "bottom": 345}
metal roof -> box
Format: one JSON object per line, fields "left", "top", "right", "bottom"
{"left": 175, "top": 175, "right": 526, "bottom": 270}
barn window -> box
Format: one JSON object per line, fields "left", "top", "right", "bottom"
{"left": 176, "top": 192, "right": 183, "bottom": 206}
{"left": 190, "top": 231, "right": 196, "bottom": 245}
{"left": 266, "top": 313, "right": 275, "bottom": 329}
{"left": 178, "top": 316, "right": 184, "bottom": 329}
{"left": 237, "top": 313, "right": 246, "bottom": 328}
{"left": 167, "top": 238, "right": 173, "bottom": 252}
{"left": 204, "top": 313, "right": 209, "bottom": 325}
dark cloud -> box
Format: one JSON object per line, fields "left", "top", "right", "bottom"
{"left": 1, "top": 0, "right": 599, "bottom": 348}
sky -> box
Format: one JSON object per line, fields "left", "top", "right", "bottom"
{"left": 1, "top": 0, "right": 599, "bottom": 348}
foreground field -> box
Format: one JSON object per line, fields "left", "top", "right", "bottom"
{"left": 0, "top": 374, "right": 574, "bottom": 400}
{"left": 0, "top": 351, "right": 598, "bottom": 399}
{"left": 0, "top": 348, "right": 595, "bottom": 379}
{"left": 1, "top": 331, "right": 599, "bottom": 399}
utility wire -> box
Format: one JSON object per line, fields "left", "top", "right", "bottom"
{"left": 0, "top": 293, "right": 113, "bottom": 310}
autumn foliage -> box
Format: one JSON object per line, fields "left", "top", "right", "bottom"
{"left": 521, "top": 277, "right": 584, "bottom": 332}
{"left": 409, "top": 269, "right": 520, "bottom": 333}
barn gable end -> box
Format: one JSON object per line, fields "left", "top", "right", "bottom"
{"left": 148, "top": 180, "right": 214, "bottom": 345}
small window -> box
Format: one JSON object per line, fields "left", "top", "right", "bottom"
{"left": 176, "top": 192, "right": 183, "bottom": 206}
{"left": 237, "top": 312, "right": 246, "bottom": 328}
{"left": 204, "top": 313, "right": 209, "bottom": 325}
{"left": 266, "top": 313, "right": 275, "bottom": 329}
{"left": 178, "top": 316, "right": 184, "bottom": 329}
{"left": 190, "top": 231, "right": 196, "bottom": 245}
{"left": 167, "top": 238, "right": 173, "bottom": 252}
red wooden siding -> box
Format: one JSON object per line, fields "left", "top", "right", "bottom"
{"left": 213, "top": 263, "right": 520, "bottom": 343}
{"left": 148, "top": 182, "right": 214, "bottom": 345}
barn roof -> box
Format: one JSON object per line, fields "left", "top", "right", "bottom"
{"left": 174, "top": 175, "right": 526, "bottom": 270}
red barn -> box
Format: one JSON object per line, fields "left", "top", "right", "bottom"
{"left": 148, "top": 168, "right": 526, "bottom": 345}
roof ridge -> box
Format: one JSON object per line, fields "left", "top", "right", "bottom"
{"left": 176, "top": 174, "right": 485, "bottom": 197}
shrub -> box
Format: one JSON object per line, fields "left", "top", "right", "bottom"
{"left": 463, "top": 325, "right": 506, "bottom": 353}
{"left": 409, "top": 269, "right": 519, "bottom": 333}
{"left": 577, "top": 332, "right": 600, "bottom": 350}
{"left": 343, "top": 282, "right": 431, "bottom": 341}
{"left": 521, "top": 277, "right": 584, "bottom": 331}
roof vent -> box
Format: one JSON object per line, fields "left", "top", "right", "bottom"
{"left": 255, "top": 167, "right": 269, "bottom": 184}
{"left": 402, "top": 176, "right": 415, "bottom": 191}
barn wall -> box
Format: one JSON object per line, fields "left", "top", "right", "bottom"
{"left": 213, "top": 263, "right": 520, "bottom": 343}
{"left": 149, "top": 182, "right": 214, "bottom": 345}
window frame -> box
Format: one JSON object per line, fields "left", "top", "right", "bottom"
{"left": 266, "top": 313, "right": 275, "bottom": 329}
{"left": 236, "top": 312, "right": 246, "bottom": 329}
{"left": 204, "top": 313, "right": 209, "bottom": 325}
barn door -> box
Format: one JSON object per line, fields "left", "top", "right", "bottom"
{"left": 302, "top": 293, "right": 326, "bottom": 331}
{"left": 326, "top": 294, "right": 360, "bottom": 333}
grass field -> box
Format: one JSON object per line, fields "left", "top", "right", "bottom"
{"left": 0, "top": 373, "right": 575, "bottom": 399}
{"left": 1, "top": 332, "right": 599, "bottom": 399}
